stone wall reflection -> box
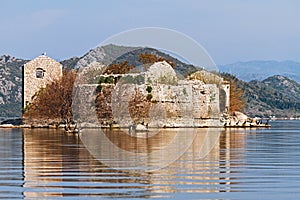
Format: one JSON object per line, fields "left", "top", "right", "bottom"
{"left": 21, "top": 128, "right": 246, "bottom": 198}
{"left": 23, "top": 129, "right": 84, "bottom": 198}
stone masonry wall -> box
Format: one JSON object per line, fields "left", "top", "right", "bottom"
{"left": 23, "top": 55, "right": 62, "bottom": 108}
{"left": 73, "top": 61, "right": 229, "bottom": 128}
{"left": 74, "top": 81, "right": 225, "bottom": 128}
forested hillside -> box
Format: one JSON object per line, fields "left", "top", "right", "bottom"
{"left": 222, "top": 73, "right": 300, "bottom": 118}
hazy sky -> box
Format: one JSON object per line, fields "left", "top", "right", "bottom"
{"left": 0, "top": 0, "right": 299, "bottom": 64}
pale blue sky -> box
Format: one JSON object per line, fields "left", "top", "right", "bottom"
{"left": 0, "top": 0, "right": 299, "bottom": 64}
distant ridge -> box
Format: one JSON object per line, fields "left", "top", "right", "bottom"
{"left": 219, "top": 60, "right": 300, "bottom": 83}
{"left": 221, "top": 73, "right": 300, "bottom": 117}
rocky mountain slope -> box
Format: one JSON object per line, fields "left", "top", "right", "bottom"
{"left": 0, "top": 55, "right": 28, "bottom": 117}
{"left": 222, "top": 73, "right": 300, "bottom": 118}
{"left": 1, "top": 45, "right": 300, "bottom": 119}
{"left": 69, "top": 44, "right": 198, "bottom": 77}
{"left": 219, "top": 60, "right": 300, "bottom": 83}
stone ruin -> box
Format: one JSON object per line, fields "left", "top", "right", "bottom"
{"left": 73, "top": 61, "right": 231, "bottom": 128}
{"left": 22, "top": 54, "right": 62, "bottom": 109}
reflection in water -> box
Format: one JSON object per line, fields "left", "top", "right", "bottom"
{"left": 0, "top": 128, "right": 236, "bottom": 198}
{"left": 3, "top": 123, "right": 298, "bottom": 199}
{"left": 0, "top": 129, "right": 23, "bottom": 199}
{"left": 20, "top": 128, "right": 237, "bottom": 198}
{"left": 79, "top": 128, "right": 220, "bottom": 171}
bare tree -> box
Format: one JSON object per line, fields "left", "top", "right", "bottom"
{"left": 220, "top": 73, "right": 245, "bottom": 113}
{"left": 104, "top": 61, "right": 134, "bottom": 74}
{"left": 229, "top": 81, "right": 245, "bottom": 112}
{"left": 128, "top": 88, "right": 151, "bottom": 124}
{"left": 139, "top": 53, "right": 175, "bottom": 67}
{"left": 24, "top": 70, "right": 77, "bottom": 130}
{"left": 95, "top": 85, "right": 114, "bottom": 125}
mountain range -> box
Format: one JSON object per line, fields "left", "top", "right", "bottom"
{"left": 0, "top": 45, "right": 299, "bottom": 119}
{"left": 219, "top": 60, "right": 300, "bottom": 83}
{"left": 68, "top": 44, "right": 198, "bottom": 76}
{"left": 0, "top": 55, "right": 28, "bottom": 117}
{"left": 221, "top": 73, "right": 300, "bottom": 118}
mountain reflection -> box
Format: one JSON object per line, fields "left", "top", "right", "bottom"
{"left": 20, "top": 128, "right": 245, "bottom": 198}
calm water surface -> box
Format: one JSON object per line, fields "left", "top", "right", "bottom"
{"left": 0, "top": 121, "right": 300, "bottom": 199}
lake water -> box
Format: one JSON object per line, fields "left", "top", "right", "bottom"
{"left": 0, "top": 120, "right": 300, "bottom": 199}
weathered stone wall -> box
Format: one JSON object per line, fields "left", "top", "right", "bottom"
{"left": 23, "top": 55, "right": 62, "bottom": 108}
{"left": 74, "top": 81, "right": 226, "bottom": 128}
{"left": 73, "top": 61, "right": 230, "bottom": 128}
{"left": 145, "top": 61, "right": 178, "bottom": 85}
{"left": 72, "top": 84, "right": 100, "bottom": 125}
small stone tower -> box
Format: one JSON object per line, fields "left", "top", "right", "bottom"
{"left": 22, "top": 54, "right": 62, "bottom": 109}
{"left": 220, "top": 81, "right": 230, "bottom": 113}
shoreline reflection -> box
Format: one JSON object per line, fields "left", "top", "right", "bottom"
{"left": 19, "top": 127, "right": 245, "bottom": 198}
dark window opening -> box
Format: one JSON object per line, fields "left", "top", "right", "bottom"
{"left": 36, "top": 68, "right": 45, "bottom": 78}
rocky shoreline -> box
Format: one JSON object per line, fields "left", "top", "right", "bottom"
{"left": 0, "top": 112, "right": 271, "bottom": 130}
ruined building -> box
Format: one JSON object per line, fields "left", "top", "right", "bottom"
{"left": 73, "top": 61, "right": 230, "bottom": 128}
{"left": 22, "top": 54, "right": 62, "bottom": 109}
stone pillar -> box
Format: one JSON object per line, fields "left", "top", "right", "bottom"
{"left": 220, "top": 81, "right": 230, "bottom": 113}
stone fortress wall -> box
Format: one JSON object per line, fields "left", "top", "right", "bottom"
{"left": 74, "top": 61, "right": 230, "bottom": 128}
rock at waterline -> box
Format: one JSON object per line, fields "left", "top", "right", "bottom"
{"left": 0, "top": 118, "right": 22, "bottom": 126}
{"left": 136, "top": 124, "right": 148, "bottom": 131}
